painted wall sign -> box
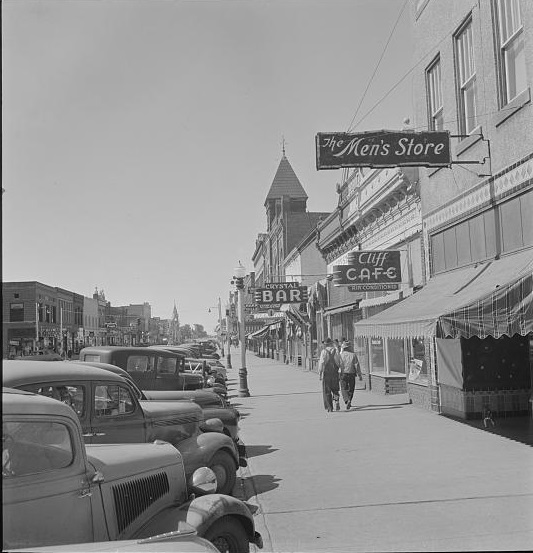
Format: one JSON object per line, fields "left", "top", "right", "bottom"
{"left": 333, "top": 250, "right": 401, "bottom": 290}
{"left": 316, "top": 130, "right": 451, "bottom": 169}
{"left": 254, "top": 286, "right": 308, "bottom": 305}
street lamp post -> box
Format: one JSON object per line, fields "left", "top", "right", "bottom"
{"left": 224, "top": 300, "right": 232, "bottom": 369}
{"left": 234, "top": 262, "right": 250, "bottom": 397}
{"left": 208, "top": 297, "right": 224, "bottom": 357}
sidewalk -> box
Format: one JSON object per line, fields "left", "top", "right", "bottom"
{"left": 226, "top": 347, "right": 533, "bottom": 552}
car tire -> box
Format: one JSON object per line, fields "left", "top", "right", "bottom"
{"left": 209, "top": 451, "right": 236, "bottom": 495}
{"left": 204, "top": 516, "right": 249, "bottom": 553}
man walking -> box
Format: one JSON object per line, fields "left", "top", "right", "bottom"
{"left": 318, "top": 338, "right": 342, "bottom": 412}
{"left": 339, "top": 339, "right": 363, "bottom": 410}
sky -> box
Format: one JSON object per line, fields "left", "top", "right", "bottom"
{"left": 2, "top": 0, "right": 414, "bottom": 332}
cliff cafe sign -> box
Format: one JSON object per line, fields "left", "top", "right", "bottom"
{"left": 333, "top": 251, "right": 402, "bottom": 291}
{"left": 316, "top": 130, "right": 451, "bottom": 169}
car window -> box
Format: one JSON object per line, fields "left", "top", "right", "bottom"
{"left": 126, "top": 355, "right": 155, "bottom": 373}
{"left": 3, "top": 421, "right": 74, "bottom": 478}
{"left": 22, "top": 384, "right": 86, "bottom": 418}
{"left": 83, "top": 354, "right": 101, "bottom": 362}
{"left": 157, "top": 356, "right": 177, "bottom": 375}
{"left": 94, "top": 384, "right": 135, "bottom": 417}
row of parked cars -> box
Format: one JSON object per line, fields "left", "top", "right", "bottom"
{"left": 2, "top": 342, "right": 262, "bottom": 552}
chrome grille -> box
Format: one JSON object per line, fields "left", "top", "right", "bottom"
{"left": 113, "top": 472, "right": 169, "bottom": 534}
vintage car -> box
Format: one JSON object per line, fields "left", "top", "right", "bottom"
{"left": 79, "top": 346, "right": 227, "bottom": 396}
{"left": 2, "top": 387, "right": 262, "bottom": 552}
{"left": 3, "top": 360, "right": 245, "bottom": 494}
{"left": 74, "top": 360, "right": 243, "bottom": 446}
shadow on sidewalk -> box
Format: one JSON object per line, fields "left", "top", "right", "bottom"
{"left": 239, "top": 474, "right": 281, "bottom": 501}
{"left": 245, "top": 444, "right": 279, "bottom": 458}
{"left": 355, "top": 402, "right": 411, "bottom": 411}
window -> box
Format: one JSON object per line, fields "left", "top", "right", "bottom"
{"left": 3, "top": 421, "right": 74, "bottom": 477}
{"left": 94, "top": 385, "right": 135, "bottom": 417}
{"left": 426, "top": 57, "right": 444, "bottom": 130}
{"left": 455, "top": 18, "right": 478, "bottom": 134}
{"left": 408, "top": 338, "right": 428, "bottom": 384}
{"left": 496, "top": 0, "right": 526, "bottom": 104}
{"left": 157, "top": 357, "right": 177, "bottom": 375}
{"left": 126, "top": 355, "right": 155, "bottom": 373}
{"left": 10, "top": 303, "right": 24, "bottom": 322}
{"left": 25, "top": 384, "right": 86, "bottom": 418}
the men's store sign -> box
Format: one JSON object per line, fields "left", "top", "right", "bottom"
{"left": 316, "top": 130, "right": 451, "bottom": 169}
{"left": 254, "top": 281, "right": 309, "bottom": 305}
{"left": 333, "top": 251, "right": 401, "bottom": 291}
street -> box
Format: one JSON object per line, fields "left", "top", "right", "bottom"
{"left": 228, "top": 348, "right": 533, "bottom": 552}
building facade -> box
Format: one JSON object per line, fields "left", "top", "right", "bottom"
{"left": 354, "top": 0, "right": 533, "bottom": 417}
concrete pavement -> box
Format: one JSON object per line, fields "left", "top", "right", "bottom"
{"left": 225, "top": 347, "right": 533, "bottom": 552}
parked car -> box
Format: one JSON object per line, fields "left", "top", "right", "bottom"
{"left": 2, "top": 387, "right": 262, "bottom": 552}
{"left": 3, "top": 360, "right": 245, "bottom": 494}
{"left": 79, "top": 346, "right": 227, "bottom": 397}
{"left": 74, "top": 360, "right": 244, "bottom": 447}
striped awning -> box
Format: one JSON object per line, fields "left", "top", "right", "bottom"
{"left": 354, "top": 249, "right": 533, "bottom": 339}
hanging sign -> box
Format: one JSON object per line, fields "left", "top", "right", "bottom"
{"left": 254, "top": 285, "right": 308, "bottom": 305}
{"left": 316, "top": 130, "right": 451, "bottom": 169}
{"left": 333, "top": 250, "right": 401, "bottom": 290}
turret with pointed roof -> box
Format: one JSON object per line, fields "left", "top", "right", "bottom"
{"left": 264, "top": 154, "right": 308, "bottom": 205}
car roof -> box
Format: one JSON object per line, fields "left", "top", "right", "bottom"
{"left": 70, "top": 360, "right": 130, "bottom": 378}
{"left": 81, "top": 346, "right": 185, "bottom": 357}
{"left": 2, "top": 360, "right": 125, "bottom": 387}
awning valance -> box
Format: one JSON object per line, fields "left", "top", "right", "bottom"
{"left": 324, "top": 302, "right": 360, "bottom": 316}
{"left": 353, "top": 248, "right": 533, "bottom": 339}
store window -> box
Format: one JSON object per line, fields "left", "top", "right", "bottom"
{"left": 370, "top": 337, "right": 385, "bottom": 374}
{"left": 408, "top": 338, "right": 428, "bottom": 384}
{"left": 495, "top": 0, "right": 526, "bottom": 105}
{"left": 455, "top": 17, "right": 478, "bottom": 135}
{"left": 387, "top": 339, "right": 406, "bottom": 375}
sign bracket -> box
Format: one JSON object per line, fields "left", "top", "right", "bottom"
{"left": 448, "top": 133, "right": 492, "bottom": 177}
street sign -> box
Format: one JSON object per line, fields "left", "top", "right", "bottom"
{"left": 316, "top": 130, "right": 451, "bottom": 169}
{"left": 264, "top": 281, "right": 301, "bottom": 289}
{"left": 333, "top": 250, "right": 401, "bottom": 291}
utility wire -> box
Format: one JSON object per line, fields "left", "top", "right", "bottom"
{"left": 346, "top": 0, "right": 409, "bottom": 133}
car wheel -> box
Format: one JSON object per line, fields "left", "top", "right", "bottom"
{"left": 209, "top": 451, "right": 236, "bottom": 495}
{"left": 204, "top": 516, "right": 249, "bottom": 553}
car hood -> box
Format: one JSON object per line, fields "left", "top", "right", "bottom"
{"left": 86, "top": 441, "right": 182, "bottom": 483}
{"left": 140, "top": 399, "right": 204, "bottom": 425}
{"left": 142, "top": 389, "right": 223, "bottom": 408}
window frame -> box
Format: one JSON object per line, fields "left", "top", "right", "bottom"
{"left": 454, "top": 16, "right": 478, "bottom": 136}
{"left": 426, "top": 56, "right": 444, "bottom": 131}
{"left": 494, "top": 0, "right": 526, "bottom": 106}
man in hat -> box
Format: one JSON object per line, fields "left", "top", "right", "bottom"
{"left": 318, "top": 338, "right": 342, "bottom": 412}
{"left": 339, "top": 339, "right": 363, "bottom": 410}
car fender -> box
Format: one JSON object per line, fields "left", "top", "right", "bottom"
{"left": 135, "top": 494, "right": 261, "bottom": 547}
{"left": 175, "top": 433, "right": 238, "bottom": 477}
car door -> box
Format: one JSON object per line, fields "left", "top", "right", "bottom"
{"left": 89, "top": 380, "right": 146, "bottom": 444}
{"left": 155, "top": 354, "right": 184, "bottom": 390}
{"left": 123, "top": 353, "right": 156, "bottom": 390}
{"left": 2, "top": 415, "right": 95, "bottom": 549}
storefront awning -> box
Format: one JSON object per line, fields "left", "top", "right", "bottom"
{"left": 353, "top": 248, "right": 533, "bottom": 339}
{"left": 249, "top": 326, "right": 270, "bottom": 339}
{"left": 324, "top": 302, "right": 360, "bottom": 316}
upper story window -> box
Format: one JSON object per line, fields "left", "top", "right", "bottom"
{"left": 426, "top": 57, "right": 443, "bottom": 130}
{"left": 455, "top": 17, "right": 478, "bottom": 135}
{"left": 495, "top": 0, "right": 526, "bottom": 105}
{"left": 10, "top": 303, "right": 24, "bottom": 322}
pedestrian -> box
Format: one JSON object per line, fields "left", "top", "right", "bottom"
{"left": 334, "top": 338, "right": 341, "bottom": 352}
{"left": 339, "top": 339, "right": 363, "bottom": 410}
{"left": 318, "top": 337, "right": 342, "bottom": 412}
